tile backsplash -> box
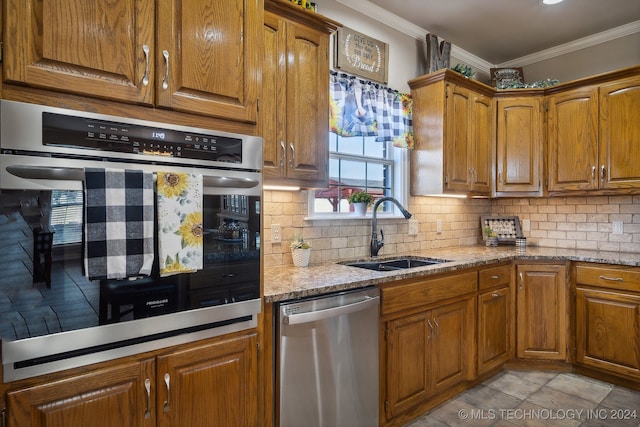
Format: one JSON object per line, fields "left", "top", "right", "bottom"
{"left": 263, "top": 191, "right": 640, "bottom": 267}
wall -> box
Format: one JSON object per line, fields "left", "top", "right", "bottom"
{"left": 262, "top": 2, "right": 640, "bottom": 267}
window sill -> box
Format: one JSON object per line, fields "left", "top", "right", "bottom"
{"left": 304, "top": 213, "right": 406, "bottom": 221}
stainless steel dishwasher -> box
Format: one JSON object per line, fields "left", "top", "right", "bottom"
{"left": 277, "top": 287, "right": 379, "bottom": 427}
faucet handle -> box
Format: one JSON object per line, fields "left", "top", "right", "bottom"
{"left": 379, "top": 229, "right": 384, "bottom": 247}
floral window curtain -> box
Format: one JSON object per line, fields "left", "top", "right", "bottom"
{"left": 329, "top": 72, "right": 414, "bottom": 149}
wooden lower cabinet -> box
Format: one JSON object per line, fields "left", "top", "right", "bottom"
{"left": 575, "top": 263, "right": 640, "bottom": 380}
{"left": 5, "top": 333, "right": 257, "bottom": 427}
{"left": 384, "top": 297, "right": 474, "bottom": 420}
{"left": 477, "top": 286, "right": 512, "bottom": 374}
{"left": 516, "top": 264, "right": 568, "bottom": 360}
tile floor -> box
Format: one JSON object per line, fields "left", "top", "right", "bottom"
{"left": 406, "top": 370, "right": 640, "bottom": 427}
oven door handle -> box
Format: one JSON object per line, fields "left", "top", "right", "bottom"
{"left": 6, "top": 165, "right": 260, "bottom": 188}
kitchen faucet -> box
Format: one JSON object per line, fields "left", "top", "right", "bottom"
{"left": 370, "top": 196, "right": 412, "bottom": 257}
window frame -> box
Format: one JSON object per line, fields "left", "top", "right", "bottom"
{"left": 306, "top": 133, "right": 409, "bottom": 220}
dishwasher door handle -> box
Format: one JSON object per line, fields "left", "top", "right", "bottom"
{"left": 283, "top": 296, "right": 379, "bottom": 325}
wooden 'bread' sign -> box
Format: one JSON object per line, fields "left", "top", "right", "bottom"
{"left": 335, "top": 27, "right": 388, "bottom": 84}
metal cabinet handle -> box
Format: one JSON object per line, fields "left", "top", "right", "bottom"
{"left": 491, "top": 275, "right": 500, "bottom": 280}
{"left": 599, "top": 275, "right": 623, "bottom": 282}
{"left": 289, "top": 143, "right": 295, "bottom": 168}
{"left": 591, "top": 165, "right": 596, "bottom": 181}
{"left": 144, "top": 378, "right": 151, "bottom": 419}
{"left": 433, "top": 318, "right": 440, "bottom": 336}
{"left": 162, "top": 50, "right": 170, "bottom": 90}
{"left": 142, "top": 45, "right": 150, "bottom": 86}
{"left": 163, "top": 373, "right": 171, "bottom": 413}
{"left": 498, "top": 171, "right": 503, "bottom": 185}
{"left": 519, "top": 272, "right": 524, "bottom": 289}
{"left": 491, "top": 292, "right": 501, "bottom": 298}
{"left": 280, "top": 141, "right": 285, "bottom": 168}
{"left": 427, "top": 318, "right": 433, "bottom": 340}
{"left": 600, "top": 165, "right": 606, "bottom": 181}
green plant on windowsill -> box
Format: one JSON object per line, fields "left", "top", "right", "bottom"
{"left": 347, "top": 191, "right": 374, "bottom": 206}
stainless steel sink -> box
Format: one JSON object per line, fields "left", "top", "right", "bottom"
{"left": 341, "top": 257, "right": 450, "bottom": 272}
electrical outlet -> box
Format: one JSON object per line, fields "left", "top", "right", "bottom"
{"left": 436, "top": 219, "right": 442, "bottom": 234}
{"left": 408, "top": 219, "right": 418, "bottom": 236}
{"left": 612, "top": 221, "right": 624, "bottom": 235}
{"left": 271, "top": 224, "right": 282, "bottom": 243}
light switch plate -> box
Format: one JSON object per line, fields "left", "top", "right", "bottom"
{"left": 408, "top": 219, "right": 418, "bottom": 236}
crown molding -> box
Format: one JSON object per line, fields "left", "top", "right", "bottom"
{"left": 498, "top": 20, "right": 640, "bottom": 67}
{"left": 334, "top": 0, "right": 639, "bottom": 72}
{"left": 333, "top": 0, "right": 493, "bottom": 73}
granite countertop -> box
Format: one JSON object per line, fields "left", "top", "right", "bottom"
{"left": 263, "top": 245, "right": 640, "bottom": 303}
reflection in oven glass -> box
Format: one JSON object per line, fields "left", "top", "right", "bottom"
{"left": 0, "top": 190, "right": 260, "bottom": 342}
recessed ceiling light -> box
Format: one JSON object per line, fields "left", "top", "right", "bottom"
{"left": 542, "top": 0, "right": 564, "bottom": 4}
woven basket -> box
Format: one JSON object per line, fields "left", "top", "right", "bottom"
{"left": 292, "top": 248, "right": 311, "bottom": 267}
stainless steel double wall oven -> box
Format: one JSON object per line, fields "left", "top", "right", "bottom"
{"left": 0, "top": 100, "right": 262, "bottom": 381}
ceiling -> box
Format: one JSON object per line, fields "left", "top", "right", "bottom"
{"left": 366, "top": 0, "right": 640, "bottom": 65}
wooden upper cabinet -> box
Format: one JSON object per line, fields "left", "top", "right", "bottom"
{"left": 599, "top": 76, "right": 640, "bottom": 190}
{"left": 495, "top": 96, "right": 544, "bottom": 196}
{"left": 4, "top": 0, "right": 155, "bottom": 105}
{"left": 260, "top": 2, "right": 339, "bottom": 187}
{"left": 409, "top": 71, "right": 494, "bottom": 196}
{"left": 4, "top": 0, "right": 259, "bottom": 123}
{"left": 156, "top": 0, "right": 260, "bottom": 122}
{"left": 547, "top": 86, "right": 599, "bottom": 192}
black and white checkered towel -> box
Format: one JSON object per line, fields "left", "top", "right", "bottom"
{"left": 84, "top": 168, "right": 154, "bottom": 280}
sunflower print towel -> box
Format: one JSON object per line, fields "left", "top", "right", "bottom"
{"left": 156, "top": 172, "right": 203, "bottom": 276}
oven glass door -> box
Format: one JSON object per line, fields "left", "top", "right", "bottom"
{"left": 0, "top": 189, "right": 261, "bottom": 342}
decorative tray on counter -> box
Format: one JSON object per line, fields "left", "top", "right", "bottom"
{"left": 480, "top": 215, "right": 523, "bottom": 245}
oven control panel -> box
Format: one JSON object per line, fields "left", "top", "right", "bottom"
{"left": 42, "top": 112, "right": 242, "bottom": 163}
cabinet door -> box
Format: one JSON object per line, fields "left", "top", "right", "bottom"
{"left": 156, "top": 0, "right": 259, "bottom": 122}
{"left": 516, "top": 264, "right": 568, "bottom": 360}
{"left": 547, "top": 87, "right": 599, "bottom": 192}
{"left": 431, "top": 298, "right": 475, "bottom": 394}
{"left": 599, "top": 76, "right": 640, "bottom": 190}
{"left": 576, "top": 288, "right": 640, "bottom": 378}
{"left": 495, "top": 97, "right": 543, "bottom": 195}
{"left": 156, "top": 333, "right": 257, "bottom": 427}
{"left": 284, "top": 21, "right": 329, "bottom": 186}
{"left": 4, "top": 0, "right": 155, "bottom": 104}
{"left": 478, "top": 287, "right": 512, "bottom": 374}
{"left": 444, "top": 85, "right": 472, "bottom": 192}
{"left": 385, "top": 312, "right": 431, "bottom": 419}
{"left": 470, "top": 94, "right": 494, "bottom": 193}
{"left": 7, "top": 360, "right": 155, "bottom": 427}
{"left": 260, "top": 12, "right": 288, "bottom": 181}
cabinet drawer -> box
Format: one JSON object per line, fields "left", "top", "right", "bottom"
{"left": 479, "top": 264, "right": 512, "bottom": 290}
{"left": 576, "top": 263, "right": 640, "bottom": 292}
{"left": 381, "top": 271, "right": 477, "bottom": 316}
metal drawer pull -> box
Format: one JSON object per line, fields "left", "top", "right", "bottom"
{"left": 142, "top": 45, "right": 150, "bottom": 86}
{"left": 289, "top": 143, "right": 295, "bottom": 168}
{"left": 433, "top": 318, "right": 440, "bottom": 336}
{"left": 591, "top": 165, "right": 596, "bottom": 180}
{"left": 599, "top": 275, "right": 623, "bottom": 282}
{"left": 280, "top": 141, "right": 285, "bottom": 168}
{"left": 163, "top": 373, "right": 171, "bottom": 413}
{"left": 144, "top": 378, "right": 151, "bottom": 419}
{"left": 162, "top": 50, "right": 170, "bottom": 90}
{"left": 519, "top": 272, "right": 524, "bottom": 289}
{"left": 491, "top": 292, "right": 501, "bottom": 298}
{"left": 491, "top": 275, "right": 500, "bottom": 280}
{"left": 427, "top": 318, "right": 433, "bottom": 339}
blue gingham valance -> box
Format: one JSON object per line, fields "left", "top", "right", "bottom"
{"left": 329, "top": 72, "right": 414, "bottom": 149}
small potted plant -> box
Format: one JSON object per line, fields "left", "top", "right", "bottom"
{"left": 483, "top": 226, "right": 499, "bottom": 247}
{"left": 290, "top": 234, "right": 312, "bottom": 267}
{"left": 348, "top": 191, "right": 374, "bottom": 216}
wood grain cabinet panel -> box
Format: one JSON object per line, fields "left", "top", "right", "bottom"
{"left": 260, "top": 3, "right": 338, "bottom": 187}
{"left": 478, "top": 287, "right": 513, "bottom": 375}
{"left": 4, "top": 0, "right": 260, "bottom": 123}
{"left": 516, "top": 264, "right": 568, "bottom": 360}
{"left": 495, "top": 96, "right": 544, "bottom": 196}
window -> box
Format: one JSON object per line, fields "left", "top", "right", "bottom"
{"left": 49, "top": 190, "right": 83, "bottom": 245}
{"left": 309, "top": 133, "right": 407, "bottom": 218}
